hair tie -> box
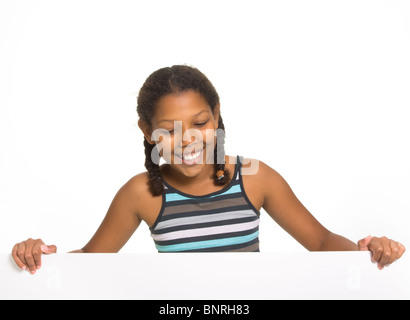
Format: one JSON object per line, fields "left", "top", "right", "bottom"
{"left": 216, "top": 170, "right": 225, "bottom": 180}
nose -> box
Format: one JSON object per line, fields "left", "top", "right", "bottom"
{"left": 181, "top": 130, "right": 195, "bottom": 147}
{"left": 175, "top": 124, "right": 203, "bottom": 152}
{"left": 174, "top": 123, "right": 195, "bottom": 147}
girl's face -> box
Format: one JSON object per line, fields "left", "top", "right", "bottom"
{"left": 140, "top": 90, "right": 220, "bottom": 178}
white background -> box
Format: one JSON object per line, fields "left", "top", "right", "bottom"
{"left": 1, "top": 0, "right": 409, "bottom": 255}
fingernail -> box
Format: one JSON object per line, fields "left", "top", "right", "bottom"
{"left": 22, "top": 266, "right": 26, "bottom": 270}
{"left": 40, "top": 245, "right": 48, "bottom": 252}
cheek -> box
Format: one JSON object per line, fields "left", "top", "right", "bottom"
{"left": 204, "top": 129, "right": 217, "bottom": 161}
{"left": 155, "top": 135, "right": 173, "bottom": 161}
{"left": 204, "top": 127, "right": 218, "bottom": 145}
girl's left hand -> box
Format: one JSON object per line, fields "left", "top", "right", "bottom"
{"left": 358, "top": 235, "right": 406, "bottom": 270}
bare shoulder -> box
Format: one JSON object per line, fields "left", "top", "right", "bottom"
{"left": 240, "top": 157, "right": 282, "bottom": 181}
{"left": 240, "top": 157, "right": 290, "bottom": 199}
{"left": 121, "top": 171, "right": 163, "bottom": 225}
{"left": 234, "top": 157, "right": 284, "bottom": 210}
{"left": 124, "top": 171, "right": 151, "bottom": 195}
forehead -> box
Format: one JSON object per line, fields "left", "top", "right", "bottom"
{"left": 153, "top": 90, "right": 212, "bottom": 123}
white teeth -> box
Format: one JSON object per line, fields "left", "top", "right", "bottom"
{"left": 183, "top": 150, "right": 201, "bottom": 161}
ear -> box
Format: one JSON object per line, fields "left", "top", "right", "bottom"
{"left": 213, "top": 103, "right": 221, "bottom": 129}
{"left": 138, "top": 119, "right": 155, "bottom": 145}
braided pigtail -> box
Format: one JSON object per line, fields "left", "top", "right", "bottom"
{"left": 143, "top": 138, "right": 164, "bottom": 196}
{"left": 214, "top": 115, "right": 230, "bottom": 186}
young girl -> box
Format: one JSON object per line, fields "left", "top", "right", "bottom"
{"left": 12, "top": 65, "right": 405, "bottom": 274}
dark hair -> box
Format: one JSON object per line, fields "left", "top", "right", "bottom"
{"left": 137, "top": 65, "right": 230, "bottom": 196}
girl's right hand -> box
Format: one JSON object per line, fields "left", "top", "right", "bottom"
{"left": 12, "top": 238, "right": 57, "bottom": 274}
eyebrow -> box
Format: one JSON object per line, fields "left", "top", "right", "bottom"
{"left": 157, "top": 110, "right": 209, "bottom": 124}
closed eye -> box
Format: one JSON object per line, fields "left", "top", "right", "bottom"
{"left": 158, "top": 128, "right": 174, "bottom": 135}
{"left": 195, "top": 120, "right": 208, "bottom": 127}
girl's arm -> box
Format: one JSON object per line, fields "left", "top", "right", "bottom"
{"left": 76, "top": 177, "right": 143, "bottom": 253}
{"left": 257, "top": 160, "right": 405, "bottom": 268}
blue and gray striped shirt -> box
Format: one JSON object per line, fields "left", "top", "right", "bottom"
{"left": 150, "top": 156, "right": 260, "bottom": 252}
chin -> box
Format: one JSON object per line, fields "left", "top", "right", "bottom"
{"left": 175, "top": 161, "right": 206, "bottom": 178}
{"left": 171, "top": 155, "right": 210, "bottom": 179}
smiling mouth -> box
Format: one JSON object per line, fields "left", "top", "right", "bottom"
{"left": 175, "top": 148, "right": 203, "bottom": 165}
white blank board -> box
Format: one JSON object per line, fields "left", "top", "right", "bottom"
{"left": 0, "top": 252, "right": 409, "bottom": 300}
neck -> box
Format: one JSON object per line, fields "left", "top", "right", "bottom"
{"left": 161, "top": 163, "right": 216, "bottom": 188}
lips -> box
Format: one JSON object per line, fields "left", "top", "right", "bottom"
{"left": 175, "top": 148, "right": 203, "bottom": 165}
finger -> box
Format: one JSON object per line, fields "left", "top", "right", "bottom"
{"left": 377, "top": 238, "right": 392, "bottom": 270}
{"left": 32, "top": 244, "right": 44, "bottom": 270}
{"left": 15, "top": 242, "right": 28, "bottom": 270}
{"left": 368, "top": 238, "right": 383, "bottom": 264}
{"left": 387, "top": 241, "right": 400, "bottom": 265}
{"left": 41, "top": 244, "right": 57, "bottom": 254}
{"left": 397, "top": 242, "right": 406, "bottom": 259}
{"left": 12, "top": 243, "right": 27, "bottom": 270}
{"left": 24, "top": 241, "right": 37, "bottom": 274}
{"left": 358, "top": 235, "right": 372, "bottom": 251}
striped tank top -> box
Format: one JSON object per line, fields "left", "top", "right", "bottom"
{"left": 150, "top": 155, "right": 260, "bottom": 252}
